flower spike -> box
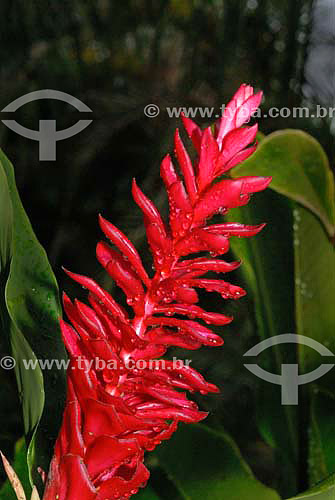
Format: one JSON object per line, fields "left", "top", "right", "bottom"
{"left": 43, "top": 84, "right": 270, "bottom": 500}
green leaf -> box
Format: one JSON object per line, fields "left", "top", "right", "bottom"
{"left": 293, "top": 205, "right": 335, "bottom": 373}
{"left": 0, "top": 156, "right": 13, "bottom": 367}
{"left": 308, "top": 388, "right": 335, "bottom": 485}
{"left": 227, "top": 130, "right": 335, "bottom": 494}
{"left": 226, "top": 191, "right": 298, "bottom": 495}
{"left": 286, "top": 474, "right": 335, "bottom": 499}
{"left": 231, "top": 130, "right": 335, "bottom": 239}
{"left": 155, "top": 423, "right": 281, "bottom": 500}
{"left": 0, "top": 150, "right": 67, "bottom": 490}
{"left": 0, "top": 158, "right": 12, "bottom": 272}
{"left": 293, "top": 206, "right": 335, "bottom": 490}
{"left": 0, "top": 438, "right": 30, "bottom": 500}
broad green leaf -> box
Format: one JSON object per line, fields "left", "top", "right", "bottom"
{"left": 286, "top": 474, "right": 335, "bottom": 499}
{"left": 155, "top": 423, "right": 281, "bottom": 500}
{"left": 293, "top": 205, "right": 335, "bottom": 373}
{"left": 0, "top": 150, "right": 67, "bottom": 490}
{"left": 0, "top": 439, "right": 30, "bottom": 500}
{"left": 9, "top": 324, "right": 44, "bottom": 459}
{"left": 231, "top": 130, "right": 335, "bottom": 238}
{"left": 0, "top": 157, "right": 13, "bottom": 373}
{"left": 227, "top": 131, "right": 335, "bottom": 494}
{"left": 308, "top": 388, "right": 335, "bottom": 485}
{"left": 226, "top": 191, "right": 298, "bottom": 495}
{"left": 0, "top": 160, "right": 12, "bottom": 272}
{"left": 294, "top": 204, "right": 335, "bottom": 489}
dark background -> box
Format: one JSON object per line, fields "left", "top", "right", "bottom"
{"left": 0, "top": 0, "right": 334, "bottom": 493}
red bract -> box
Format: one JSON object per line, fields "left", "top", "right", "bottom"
{"left": 43, "top": 84, "right": 270, "bottom": 500}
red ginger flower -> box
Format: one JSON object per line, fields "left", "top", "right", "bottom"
{"left": 43, "top": 84, "right": 270, "bottom": 500}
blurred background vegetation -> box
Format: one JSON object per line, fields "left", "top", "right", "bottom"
{"left": 0, "top": 0, "right": 334, "bottom": 497}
